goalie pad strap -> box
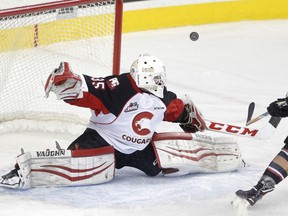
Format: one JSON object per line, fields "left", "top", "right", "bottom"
{"left": 153, "top": 132, "right": 193, "bottom": 141}
{"left": 74, "top": 146, "right": 114, "bottom": 157}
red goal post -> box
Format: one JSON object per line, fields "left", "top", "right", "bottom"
{"left": 0, "top": 0, "right": 123, "bottom": 134}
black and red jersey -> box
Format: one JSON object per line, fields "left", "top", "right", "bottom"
{"left": 65, "top": 73, "right": 186, "bottom": 154}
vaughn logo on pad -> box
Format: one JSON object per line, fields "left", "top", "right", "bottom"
{"left": 36, "top": 149, "right": 66, "bottom": 157}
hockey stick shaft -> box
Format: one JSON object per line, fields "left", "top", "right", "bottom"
{"left": 246, "top": 112, "right": 269, "bottom": 126}
{"left": 205, "top": 116, "right": 281, "bottom": 140}
{"left": 205, "top": 119, "right": 259, "bottom": 139}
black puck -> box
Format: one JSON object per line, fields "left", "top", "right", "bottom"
{"left": 190, "top": 32, "right": 199, "bottom": 41}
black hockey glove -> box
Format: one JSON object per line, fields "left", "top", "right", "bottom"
{"left": 178, "top": 103, "right": 205, "bottom": 133}
{"left": 179, "top": 123, "right": 199, "bottom": 133}
{"left": 267, "top": 98, "right": 288, "bottom": 118}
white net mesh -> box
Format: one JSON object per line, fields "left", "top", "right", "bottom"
{"left": 0, "top": 0, "right": 121, "bottom": 134}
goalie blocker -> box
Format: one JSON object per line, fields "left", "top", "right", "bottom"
{"left": 0, "top": 133, "right": 243, "bottom": 189}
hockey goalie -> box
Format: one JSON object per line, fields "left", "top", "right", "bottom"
{"left": 0, "top": 55, "right": 243, "bottom": 189}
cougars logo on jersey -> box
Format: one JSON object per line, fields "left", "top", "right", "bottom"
{"left": 132, "top": 112, "right": 153, "bottom": 136}
{"left": 121, "top": 111, "right": 154, "bottom": 145}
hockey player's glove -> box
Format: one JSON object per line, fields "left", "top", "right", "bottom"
{"left": 179, "top": 102, "right": 206, "bottom": 133}
{"left": 179, "top": 122, "right": 199, "bottom": 133}
{"left": 44, "top": 62, "right": 82, "bottom": 100}
{"left": 267, "top": 98, "right": 288, "bottom": 118}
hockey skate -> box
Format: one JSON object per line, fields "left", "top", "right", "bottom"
{"left": 232, "top": 176, "right": 275, "bottom": 206}
{"left": 0, "top": 168, "right": 23, "bottom": 189}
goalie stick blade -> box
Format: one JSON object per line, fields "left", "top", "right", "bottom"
{"left": 246, "top": 102, "right": 255, "bottom": 126}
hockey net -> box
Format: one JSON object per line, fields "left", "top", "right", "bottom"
{"left": 0, "top": 0, "right": 123, "bottom": 134}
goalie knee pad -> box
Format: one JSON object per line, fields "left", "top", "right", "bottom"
{"left": 3, "top": 146, "right": 115, "bottom": 189}
{"left": 153, "top": 133, "right": 243, "bottom": 176}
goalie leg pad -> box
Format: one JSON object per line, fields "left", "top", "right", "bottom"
{"left": 153, "top": 133, "right": 243, "bottom": 176}
{"left": 2, "top": 146, "right": 115, "bottom": 189}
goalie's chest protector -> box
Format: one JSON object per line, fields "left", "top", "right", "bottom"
{"left": 88, "top": 92, "right": 166, "bottom": 154}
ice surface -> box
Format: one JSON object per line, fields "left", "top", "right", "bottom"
{"left": 1, "top": 19, "right": 288, "bottom": 216}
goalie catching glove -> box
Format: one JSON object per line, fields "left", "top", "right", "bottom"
{"left": 179, "top": 94, "right": 206, "bottom": 133}
{"left": 44, "top": 62, "right": 82, "bottom": 100}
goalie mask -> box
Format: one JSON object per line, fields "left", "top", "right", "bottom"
{"left": 130, "top": 54, "right": 167, "bottom": 98}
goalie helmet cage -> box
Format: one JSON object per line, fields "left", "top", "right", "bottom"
{"left": 0, "top": 0, "right": 123, "bottom": 134}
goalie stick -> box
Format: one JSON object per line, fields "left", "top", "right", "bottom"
{"left": 204, "top": 116, "right": 281, "bottom": 140}
{"left": 181, "top": 94, "right": 280, "bottom": 140}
